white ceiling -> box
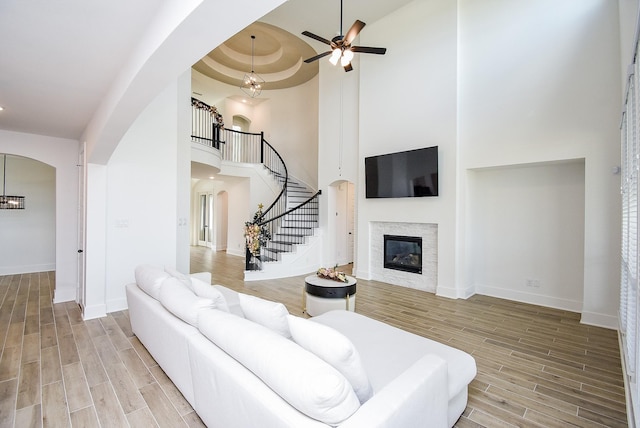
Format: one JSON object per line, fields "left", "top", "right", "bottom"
{"left": 0, "top": 0, "right": 161, "bottom": 139}
{"left": 0, "top": 0, "right": 413, "bottom": 142}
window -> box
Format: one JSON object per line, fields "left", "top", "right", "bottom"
{"left": 620, "top": 38, "right": 640, "bottom": 423}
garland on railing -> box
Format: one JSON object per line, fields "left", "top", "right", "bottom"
{"left": 191, "top": 98, "right": 225, "bottom": 129}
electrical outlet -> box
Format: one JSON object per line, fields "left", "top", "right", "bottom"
{"left": 526, "top": 279, "right": 540, "bottom": 288}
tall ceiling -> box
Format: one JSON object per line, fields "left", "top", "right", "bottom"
{"left": 0, "top": 0, "right": 414, "bottom": 142}
{"left": 193, "top": 22, "right": 320, "bottom": 90}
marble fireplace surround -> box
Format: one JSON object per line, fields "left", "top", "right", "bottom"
{"left": 370, "top": 222, "right": 438, "bottom": 293}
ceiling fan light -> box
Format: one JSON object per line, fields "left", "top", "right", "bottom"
{"left": 343, "top": 49, "right": 354, "bottom": 63}
{"left": 329, "top": 49, "right": 341, "bottom": 65}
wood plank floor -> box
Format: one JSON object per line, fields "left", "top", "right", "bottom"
{"left": 0, "top": 247, "right": 627, "bottom": 427}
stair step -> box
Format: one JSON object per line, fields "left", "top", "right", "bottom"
{"left": 263, "top": 247, "right": 287, "bottom": 254}
{"left": 269, "top": 239, "right": 297, "bottom": 245}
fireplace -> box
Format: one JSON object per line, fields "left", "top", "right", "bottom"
{"left": 384, "top": 235, "right": 422, "bottom": 274}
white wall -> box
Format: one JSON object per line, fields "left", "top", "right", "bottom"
{"left": 314, "top": 0, "right": 624, "bottom": 327}
{"left": 458, "top": 0, "right": 622, "bottom": 327}
{"left": 469, "top": 161, "right": 586, "bottom": 311}
{"left": 0, "top": 155, "right": 55, "bottom": 274}
{"left": 0, "top": 130, "right": 79, "bottom": 303}
{"left": 356, "top": 0, "right": 458, "bottom": 291}
{"left": 85, "top": 75, "right": 191, "bottom": 314}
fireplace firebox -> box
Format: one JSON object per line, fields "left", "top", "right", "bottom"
{"left": 384, "top": 235, "right": 422, "bottom": 274}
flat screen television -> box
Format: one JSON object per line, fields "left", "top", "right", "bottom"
{"left": 365, "top": 146, "right": 438, "bottom": 198}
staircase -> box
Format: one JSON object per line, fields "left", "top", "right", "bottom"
{"left": 192, "top": 98, "right": 322, "bottom": 279}
{"left": 261, "top": 177, "right": 320, "bottom": 263}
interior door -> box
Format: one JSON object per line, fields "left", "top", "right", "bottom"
{"left": 346, "top": 182, "right": 355, "bottom": 264}
{"left": 76, "top": 143, "right": 86, "bottom": 311}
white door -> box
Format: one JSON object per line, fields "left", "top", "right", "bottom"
{"left": 346, "top": 182, "right": 355, "bottom": 264}
{"left": 76, "top": 143, "right": 87, "bottom": 311}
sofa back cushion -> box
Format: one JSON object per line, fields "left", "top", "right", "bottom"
{"left": 135, "top": 265, "right": 170, "bottom": 300}
{"left": 288, "top": 315, "right": 374, "bottom": 404}
{"left": 163, "top": 268, "right": 230, "bottom": 313}
{"left": 159, "top": 277, "right": 216, "bottom": 327}
{"left": 164, "top": 266, "right": 192, "bottom": 288}
{"left": 238, "top": 293, "right": 291, "bottom": 338}
{"left": 189, "top": 277, "right": 229, "bottom": 313}
{"left": 198, "top": 308, "right": 360, "bottom": 425}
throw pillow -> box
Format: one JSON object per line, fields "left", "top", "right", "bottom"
{"left": 190, "top": 277, "right": 230, "bottom": 312}
{"left": 238, "top": 293, "right": 291, "bottom": 338}
{"left": 288, "top": 315, "right": 374, "bottom": 404}
{"left": 135, "top": 264, "right": 170, "bottom": 300}
{"left": 159, "top": 277, "right": 215, "bottom": 327}
{"left": 198, "top": 308, "right": 360, "bottom": 425}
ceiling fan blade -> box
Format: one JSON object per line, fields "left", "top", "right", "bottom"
{"left": 352, "top": 46, "right": 387, "bottom": 55}
{"left": 344, "top": 62, "right": 353, "bottom": 72}
{"left": 302, "top": 31, "right": 333, "bottom": 46}
{"left": 304, "top": 51, "right": 332, "bottom": 63}
{"left": 343, "top": 20, "right": 365, "bottom": 46}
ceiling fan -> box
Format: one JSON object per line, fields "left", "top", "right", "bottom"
{"left": 302, "top": 0, "right": 386, "bottom": 72}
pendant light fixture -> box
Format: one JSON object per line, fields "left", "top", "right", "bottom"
{"left": 0, "top": 154, "right": 25, "bottom": 210}
{"left": 240, "top": 35, "right": 265, "bottom": 98}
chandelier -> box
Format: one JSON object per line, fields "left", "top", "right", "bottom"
{"left": 240, "top": 35, "right": 265, "bottom": 98}
{"left": 0, "top": 154, "right": 25, "bottom": 210}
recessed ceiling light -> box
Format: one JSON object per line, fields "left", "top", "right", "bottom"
{"left": 0, "top": 107, "right": 4, "bottom": 111}
{"left": 209, "top": 176, "right": 215, "bottom": 179}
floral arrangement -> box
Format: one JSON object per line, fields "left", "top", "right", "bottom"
{"left": 317, "top": 265, "right": 348, "bottom": 283}
{"left": 244, "top": 203, "right": 271, "bottom": 257}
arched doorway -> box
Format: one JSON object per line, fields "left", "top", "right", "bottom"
{"left": 0, "top": 154, "right": 56, "bottom": 275}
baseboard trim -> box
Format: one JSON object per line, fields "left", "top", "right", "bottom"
{"left": 580, "top": 311, "right": 618, "bottom": 330}
{"left": 475, "top": 284, "right": 583, "bottom": 313}
{"left": 106, "top": 298, "right": 128, "bottom": 313}
{"left": 53, "top": 285, "right": 76, "bottom": 304}
{"left": 83, "top": 304, "right": 107, "bottom": 321}
{"left": 0, "top": 263, "right": 56, "bottom": 275}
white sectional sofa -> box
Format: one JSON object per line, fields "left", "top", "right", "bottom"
{"left": 125, "top": 265, "right": 477, "bottom": 427}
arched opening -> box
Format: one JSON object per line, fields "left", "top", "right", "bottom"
{"left": 232, "top": 115, "right": 251, "bottom": 132}
{"left": 0, "top": 154, "right": 56, "bottom": 275}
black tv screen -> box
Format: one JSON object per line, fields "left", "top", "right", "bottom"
{"left": 365, "top": 146, "right": 438, "bottom": 198}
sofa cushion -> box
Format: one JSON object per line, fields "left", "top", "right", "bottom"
{"left": 198, "top": 308, "right": 360, "bottom": 425}
{"left": 238, "top": 293, "right": 291, "bottom": 338}
{"left": 159, "top": 277, "right": 216, "bottom": 327}
{"left": 312, "top": 310, "right": 477, "bottom": 402}
{"left": 190, "top": 277, "right": 229, "bottom": 313}
{"left": 164, "top": 266, "right": 192, "bottom": 288}
{"left": 135, "top": 264, "right": 170, "bottom": 300}
{"left": 288, "top": 315, "right": 373, "bottom": 404}
{"left": 213, "top": 285, "right": 244, "bottom": 317}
